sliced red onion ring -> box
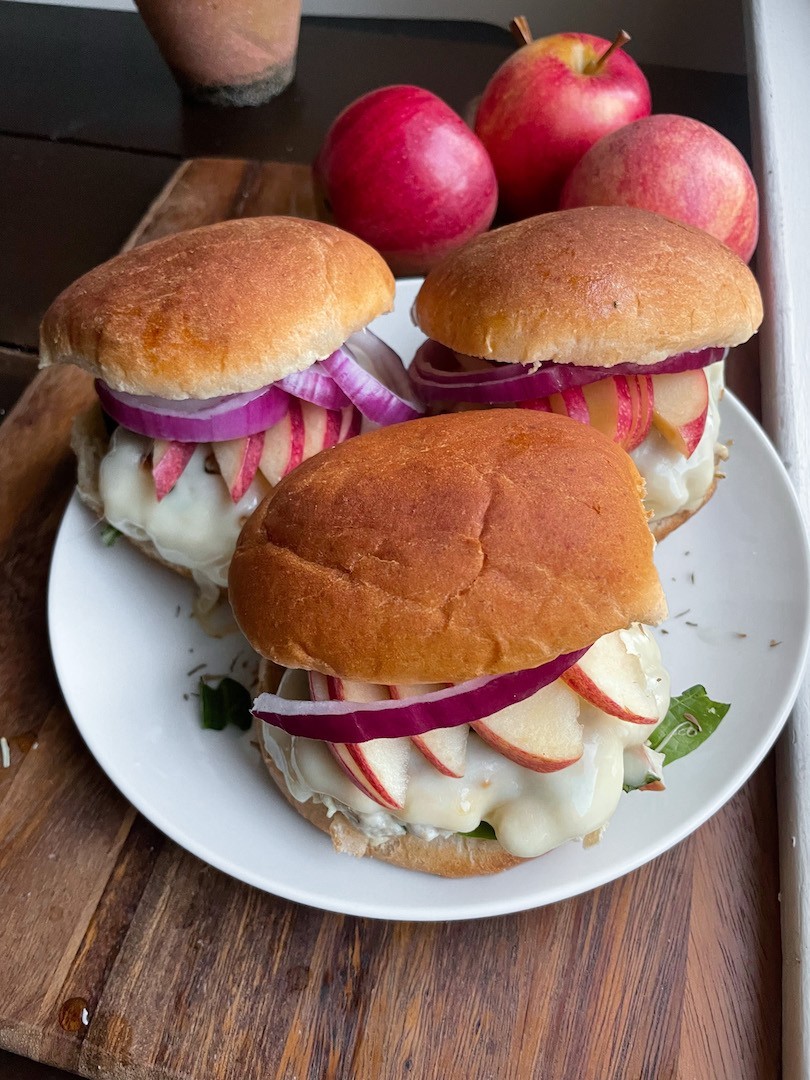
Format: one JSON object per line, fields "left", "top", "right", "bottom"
{"left": 277, "top": 363, "right": 352, "bottom": 410}
{"left": 253, "top": 647, "right": 587, "bottom": 743}
{"left": 410, "top": 340, "right": 520, "bottom": 387}
{"left": 409, "top": 340, "right": 727, "bottom": 404}
{"left": 321, "top": 331, "right": 424, "bottom": 426}
{"left": 97, "top": 330, "right": 416, "bottom": 441}
{"left": 98, "top": 383, "right": 272, "bottom": 416}
{"left": 96, "top": 380, "right": 290, "bottom": 443}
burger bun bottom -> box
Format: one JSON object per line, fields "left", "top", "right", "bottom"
{"left": 649, "top": 477, "right": 718, "bottom": 542}
{"left": 256, "top": 720, "right": 524, "bottom": 878}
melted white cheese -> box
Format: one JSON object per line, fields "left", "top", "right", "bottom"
{"left": 98, "top": 428, "right": 269, "bottom": 598}
{"left": 631, "top": 362, "right": 724, "bottom": 521}
{"left": 263, "top": 625, "right": 670, "bottom": 859}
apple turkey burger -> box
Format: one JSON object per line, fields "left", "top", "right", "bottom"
{"left": 410, "top": 205, "right": 763, "bottom": 539}
{"left": 229, "top": 409, "right": 673, "bottom": 877}
{"left": 39, "top": 216, "right": 421, "bottom": 610}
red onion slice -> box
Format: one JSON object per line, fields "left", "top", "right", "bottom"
{"left": 253, "top": 647, "right": 587, "bottom": 742}
{"left": 277, "top": 364, "right": 352, "bottom": 410}
{"left": 97, "top": 330, "right": 416, "bottom": 440}
{"left": 99, "top": 383, "right": 271, "bottom": 417}
{"left": 96, "top": 380, "right": 290, "bottom": 443}
{"left": 409, "top": 340, "right": 727, "bottom": 404}
{"left": 322, "top": 331, "right": 424, "bottom": 426}
{"left": 410, "top": 340, "right": 523, "bottom": 387}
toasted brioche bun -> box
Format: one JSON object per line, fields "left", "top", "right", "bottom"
{"left": 39, "top": 217, "right": 395, "bottom": 399}
{"left": 257, "top": 721, "right": 522, "bottom": 877}
{"left": 414, "top": 206, "right": 763, "bottom": 367}
{"left": 70, "top": 402, "right": 204, "bottom": 584}
{"left": 230, "top": 410, "right": 666, "bottom": 684}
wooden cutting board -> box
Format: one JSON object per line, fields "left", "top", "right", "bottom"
{"left": 0, "top": 159, "right": 779, "bottom": 1080}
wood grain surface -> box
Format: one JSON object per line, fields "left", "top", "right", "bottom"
{"left": 0, "top": 159, "right": 780, "bottom": 1080}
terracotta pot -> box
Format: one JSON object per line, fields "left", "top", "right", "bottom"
{"left": 135, "top": 0, "right": 302, "bottom": 106}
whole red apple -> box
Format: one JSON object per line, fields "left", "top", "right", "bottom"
{"left": 560, "top": 114, "right": 759, "bottom": 261}
{"left": 315, "top": 85, "right": 497, "bottom": 275}
{"left": 474, "top": 31, "right": 651, "bottom": 219}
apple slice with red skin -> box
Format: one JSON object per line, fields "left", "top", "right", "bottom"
{"left": 260, "top": 400, "right": 355, "bottom": 487}
{"left": 309, "top": 672, "right": 411, "bottom": 810}
{"left": 651, "top": 369, "right": 709, "bottom": 458}
{"left": 212, "top": 431, "right": 266, "bottom": 503}
{"left": 519, "top": 397, "right": 552, "bottom": 413}
{"left": 328, "top": 739, "right": 411, "bottom": 811}
{"left": 625, "top": 374, "right": 654, "bottom": 450}
{"left": 300, "top": 401, "right": 344, "bottom": 457}
{"left": 152, "top": 439, "right": 196, "bottom": 501}
{"left": 259, "top": 398, "right": 306, "bottom": 486}
{"left": 339, "top": 404, "right": 362, "bottom": 441}
{"left": 411, "top": 727, "right": 469, "bottom": 778}
{"left": 472, "top": 681, "right": 583, "bottom": 772}
{"left": 545, "top": 375, "right": 653, "bottom": 450}
{"left": 322, "top": 408, "right": 343, "bottom": 449}
{"left": 549, "top": 385, "right": 590, "bottom": 426}
{"left": 581, "top": 377, "right": 634, "bottom": 445}
{"left": 390, "top": 683, "right": 469, "bottom": 778}
{"left": 561, "top": 631, "right": 660, "bottom": 724}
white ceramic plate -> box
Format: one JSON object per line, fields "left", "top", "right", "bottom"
{"left": 49, "top": 279, "right": 810, "bottom": 922}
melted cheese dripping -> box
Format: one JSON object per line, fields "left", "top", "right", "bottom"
{"left": 262, "top": 625, "right": 670, "bottom": 860}
{"left": 98, "top": 428, "right": 269, "bottom": 596}
{"left": 632, "top": 361, "right": 725, "bottom": 521}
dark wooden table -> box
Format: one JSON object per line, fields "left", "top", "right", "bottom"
{"left": 0, "top": 5, "right": 775, "bottom": 1079}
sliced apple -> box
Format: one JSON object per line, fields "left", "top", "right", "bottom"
{"left": 472, "top": 681, "right": 583, "bottom": 773}
{"left": 327, "top": 739, "right": 411, "bottom": 810}
{"left": 583, "top": 376, "right": 634, "bottom": 445}
{"left": 258, "top": 415, "right": 290, "bottom": 486}
{"left": 651, "top": 369, "right": 709, "bottom": 458}
{"left": 322, "top": 407, "right": 343, "bottom": 450}
{"left": 212, "top": 431, "right": 265, "bottom": 503}
{"left": 624, "top": 374, "right": 654, "bottom": 450}
{"left": 561, "top": 630, "right": 660, "bottom": 724}
{"left": 259, "top": 398, "right": 306, "bottom": 486}
{"left": 309, "top": 672, "right": 411, "bottom": 810}
{"left": 285, "top": 399, "right": 306, "bottom": 470}
{"left": 411, "top": 726, "right": 469, "bottom": 778}
{"left": 300, "top": 401, "right": 345, "bottom": 457}
{"left": 547, "top": 375, "right": 654, "bottom": 450}
{"left": 151, "top": 439, "right": 196, "bottom": 501}
{"left": 308, "top": 670, "right": 331, "bottom": 702}
{"left": 319, "top": 674, "right": 389, "bottom": 707}
{"left": 518, "top": 397, "right": 552, "bottom": 413}
{"left": 549, "top": 385, "right": 589, "bottom": 425}
{"left": 339, "top": 404, "right": 362, "bottom": 442}
{"left": 389, "top": 683, "right": 469, "bottom": 778}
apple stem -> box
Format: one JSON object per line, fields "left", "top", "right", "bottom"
{"left": 585, "top": 29, "right": 631, "bottom": 74}
{"left": 509, "top": 16, "right": 533, "bottom": 47}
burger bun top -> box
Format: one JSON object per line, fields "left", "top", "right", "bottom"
{"left": 414, "top": 206, "right": 763, "bottom": 368}
{"left": 39, "top": 216, "right": 395, "bottom": 399}
{"left": 229, "top": 409, "right": 667, "bottom": 684}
